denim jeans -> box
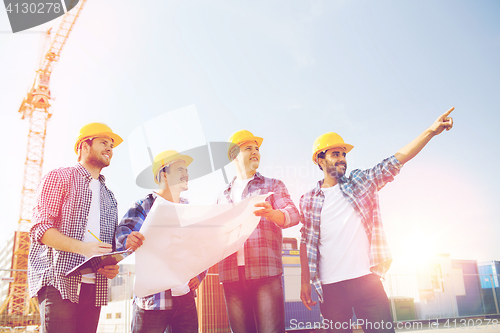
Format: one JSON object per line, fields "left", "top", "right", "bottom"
{"left": 320, "top": 274, "right": 395, "bottom": 333}
{"left": 222, "top": 266, "right": 285, "bottom": 333}
{"left": 131, "top": 291, "right": 198, "bottom": 333}
{"left": 38, "top": 284, "right": 101, "bottom": 333}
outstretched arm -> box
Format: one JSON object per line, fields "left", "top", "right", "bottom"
{"left": 394, "top": 107, "right": 454, "bottom": 165}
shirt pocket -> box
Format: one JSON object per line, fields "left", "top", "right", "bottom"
{"left": 351, "top": 183, "right": 377, "bottom": 212}
{"left": 100, "top": 191, "right": 118, "bottom": 242}
{"left": 351, "top": 181, "right": 372, "bottom": 198}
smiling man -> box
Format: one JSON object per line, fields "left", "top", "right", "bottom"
{"left": 299, "top": 108, "right": 455, "bottom": 333}
{"left": 115, "top": 150, "right": 206, "bottom": 333}
{"left": 217, "top": 130, "right": 300, "bottom": 333}
{"left": 28, "top": 122, "right": 123, "bottom": 333}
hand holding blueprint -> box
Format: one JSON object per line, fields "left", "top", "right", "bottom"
{"left": 134, "top": 193, "right": 271, "bottom": 298}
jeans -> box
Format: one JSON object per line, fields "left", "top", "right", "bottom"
{"left": 131, "top": 291, "right": 198, "bottom": 333}
{"left": 38, "top": 284, "right": 101, "bottom": 333}
{"left": 222, "top": 266, "right": 285, "bottom": 333}
{"left": 320, "top": 274, "right": 395, "bottom": 333}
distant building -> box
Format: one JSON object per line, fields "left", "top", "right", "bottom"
{"left": 196, "top": 264, "right": 231, "bottom": 333}
{"left": 97, "top": 299, "right": 133, "bottom": 333}
{"left": 283, "top": 237, "right": 298, "bottom": 250}
{"left": 478, "top": 261, "right": 500, "bottom": 315}
{"left": 0, "top": 233, "right": 15, "bottom": 304}
{"left": 109, "top": 264, "right": 135, "bottom": 302}
{"left": 97, "top": 264, "right": 135, "bottom": 333}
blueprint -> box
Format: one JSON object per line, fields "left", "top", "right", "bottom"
{"left": 133, "top": 193, "right": 271, "bottom": 298}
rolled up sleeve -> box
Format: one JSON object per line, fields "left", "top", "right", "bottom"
{"left": 115, "top": 201, "right": 147, "bottom": 251}
{"left": 363, "top": 155, "right": 403, "bottom": 190}
{"left": 270, "top": 180, "right": 300, "bottom": 228}
{"left": 30, "top": 170, "right": 65, "bottom": 245}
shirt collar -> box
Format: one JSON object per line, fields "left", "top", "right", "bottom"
{"left": 228, "top": 171, "right": 263, "bottom": 191}
{"left": 75, "top": 163, "right": 106, "bottom": 183}
{"left": 313, "top": 179, "right": 324, "bottom": 195}
{"left": 314, "top": 175, "right": 347, "bottom": 195}
{"left": 151, "top": 191, "right": 188, "bottom": 204}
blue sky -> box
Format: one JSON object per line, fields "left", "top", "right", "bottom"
{"left": 0, "top": 0, "right": 499, "bottom": 265}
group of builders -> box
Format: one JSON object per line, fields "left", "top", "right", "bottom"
{"left": 27, "top": 107, "right": 454, "bottom": 333}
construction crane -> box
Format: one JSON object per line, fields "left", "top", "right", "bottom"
{"left": 0, "top": 0, "right": 88, "bottom": 327}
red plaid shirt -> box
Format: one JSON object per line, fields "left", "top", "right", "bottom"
{"left": 28, "top": 164, "right": 118, "bottom": 306}
{"left": 216, "top": 172, "right": 300, "bottom": 283}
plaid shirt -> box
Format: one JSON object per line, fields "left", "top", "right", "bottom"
{"left": 217, "top": 172, "right": 300, "bottom": 283}
{"left": 115, "top": 192, "right": 206, "bottom": 310}
{"left": 300, "top": 156, "right": 402, "bottom": 302}
{"left": 28, "top": 163, "right": 118, "bottom": 307}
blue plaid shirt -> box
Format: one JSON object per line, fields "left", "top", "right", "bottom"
{"left": 300, "top": 156, "right": 402, "bottom": 302}
{"left": 217, "top": 172, "right": 300, "bottom": 283}
{"left": 115, "top": 192, "right": 206, "bottom": 310}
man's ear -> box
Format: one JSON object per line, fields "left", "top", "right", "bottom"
{"left": 318, "top": 157, "right": 325, "bottom": 169}
{"left": 82, "top": 140, "right": 91, "bottom": 152}
{"left": 77, "top": 142, "right": 88, "bottom": 161}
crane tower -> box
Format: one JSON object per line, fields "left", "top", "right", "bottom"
{"left": 0, "top": 0, "right": 88, "bottom": 326}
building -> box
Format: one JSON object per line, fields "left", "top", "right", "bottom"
{"left": 0, "top": 233, "right": 15, "bottom": 325}
{"left": 0, "top": 233, "right": 15, "bottom": 302}
{"left": 478, "top": 261, "right": 500, "bottom": 315}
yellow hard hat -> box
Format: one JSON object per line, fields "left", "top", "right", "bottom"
{"left": 312, "top": 132, "right": 353, "bottom": 164}
{"left": 74, "top": 122, "right": 123, "bottom": 154}
{"left": 152, "top": 150, "right": 193, "bottom": 184}
{"left": 227, "top": 130, "right": 263, "bottom": 160}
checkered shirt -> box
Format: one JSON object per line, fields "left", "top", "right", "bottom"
{"left": 28, "top": 163, "right": 118, "bottom": 306}
{"left": 216, "top": 172, "right": 300, "bottom": 283}
{"left": 115, "top": 192, "right": 206, "bottom": 310}
{"left": 300, "top": 155, "right": 402, "bottom": 302}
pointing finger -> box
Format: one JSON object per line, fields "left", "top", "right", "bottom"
{"left": 443, "top": 107, "right": 454, "bottom": 118}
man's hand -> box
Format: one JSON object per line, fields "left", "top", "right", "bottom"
{"left": 98, "top": 264, "right": 120, "bottom": 279}
{"left": 79, "top": 242, "right": 112, "bottom": 258}
{"left": 300, "top": 282, "right": 317, "bottom": 310}
{"left": 126, "top": 231, "right": 145, "bottom": 251}
{"left": 429, "top": 107, "right": 454, "bottom": 136}
{"left": 40, "top": 228, "right": 113, "bottom": 257}
{"left": 395, "top": 107, "right": 455, "bottom": 165}
{"left": 254, "top": 202, "right": 285, "bottom": 226}
{"left": 189, "top": 277, "right": 200, "bottom": 291}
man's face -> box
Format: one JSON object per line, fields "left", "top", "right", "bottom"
{"left": 320, "top": 148, "right": 347, "bottom": 179}
{"left": 165, "top": 160, "right": 189, "bottom": 192}
{"left": 84, "top": 136, "right": 114, "bottom": 168}
{"left": 233, "top": 141, "right": 260, "bottom": 172}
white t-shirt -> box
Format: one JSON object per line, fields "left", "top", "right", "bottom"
{"left": 231, "top": 177, "right": 252, "bottom": 266}
{"left": 82, "top": 178, "right": 101, "bottom": 284}
{"left": 171, "top": 282, "right": 191, "bottom": 296}
{"left": 318, "top": 185, "right": 371, "bottom": 284}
